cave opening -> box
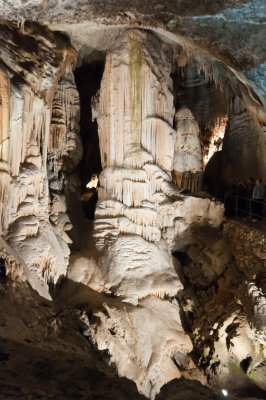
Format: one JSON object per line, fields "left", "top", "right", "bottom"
{"left": 74, "top": 59, "right": 105, "bottom": 219}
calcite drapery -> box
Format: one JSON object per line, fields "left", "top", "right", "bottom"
{"left": 47, "top": 71, "right": 82, "bottom": 245}
{"left": 0, "top": 68, "right": 10, "bottom": 234}
{"left": 0, "top": 23, "right": 81, "bottom": 298}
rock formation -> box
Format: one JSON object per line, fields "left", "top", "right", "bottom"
{"left": 178, "top": 222, "right": 266, "bottom": 397}
{"left": 173, "top": 106, "right": 203, "bottom": 193}
{"left": 0, "top": 21, "right": 81, "bottom": 299}
{"left": 0, "top": 2, "right": 265, "bottom": 400}
{"left": 66, "top": 30, "right": 223, "bottom": 397}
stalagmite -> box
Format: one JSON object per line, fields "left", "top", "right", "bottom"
{"left": 173, "top": 106, "right": 203, "bottom": 193}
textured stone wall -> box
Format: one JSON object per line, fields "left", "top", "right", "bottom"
{"left": 223, "top": 221, "right": 266, "bottom": 333}
{"left": 221, "top": 109, "right": 266, "bottom": 184}
{"left": 223, "top": 220, "right": 266, "bottom": 277}
{"left": 178, "top": 220, "right": 266, "bottom": 395}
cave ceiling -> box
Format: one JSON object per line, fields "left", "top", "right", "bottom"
{"left": 1, "top": 0, "right": 265, "bottom": 121}
{"left": 1, "top": 0, "right": 264, "bottom": 69}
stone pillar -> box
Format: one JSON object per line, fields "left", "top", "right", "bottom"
{"left": 173, "top": 106, "right": 203, "bottom": 193}
{"left": 90, "top": 30, "right": 224, "bottom": 398}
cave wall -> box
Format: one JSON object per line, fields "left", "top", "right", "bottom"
{"left": 178, "top": 221, "right": 266, "bottom": 395}
{"left": 174, "top": 63, "right": 266, "bottom": 189}
{"left": 221, "top": 107, "right": 266, "bottom": 184}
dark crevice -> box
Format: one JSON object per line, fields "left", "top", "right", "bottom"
{"left": 0, "top": 258, "right": 6, "bottom": 279}
{"left": 240, "top": 356, "right": 252, "bottom": 374}
{"left": 74, "top": 60, "right": 104, "bottom": 191}
{"left": 74, "top": 60, "right": 105, "bottom": 219}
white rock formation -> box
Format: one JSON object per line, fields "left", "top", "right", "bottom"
{"left": 93, "top": 297, "right": 194, "bottom": 399}
{"left": 70, "top": 29, "right": 224, "bottom": 397}
{"left": 0, "top": 68, "right": 10, "bottom": 171}
{"left": 0, "top": 25, "right": 226, "bottom": 398}
{"left": 0, "top": 34, "right": 81, "bottom": 299}
{"left": 173, "top": 106, "right": 203, "bottom": 193}
{"left": 91, "top": 30, "right": 224, "bottom": 302}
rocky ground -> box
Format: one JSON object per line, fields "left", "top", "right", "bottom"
{"left": 0, "top": 277, "right": 223, "bottom": 400}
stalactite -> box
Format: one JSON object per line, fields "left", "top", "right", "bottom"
{"left": 172, "top": 170, "right": 202, "bottom": 194}
{"left": 49, "top": 93, "right": 66, "bottom": 149}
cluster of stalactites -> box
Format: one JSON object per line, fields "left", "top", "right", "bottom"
{"left": 175, "top": 46, "right": 265, "bottom": 122}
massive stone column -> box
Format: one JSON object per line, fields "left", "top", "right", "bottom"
{"left": 93, "top": 30, "right": 179, "bottom": 301}
{"left": 92, "top": 30, "right": 224, "bottom": 300}
{"left": 84, "top": 29, "right": 224, "bottom": 398}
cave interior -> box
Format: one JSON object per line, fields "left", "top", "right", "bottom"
{"left": 0, "top": 1, "right": 266, "bottom": 400}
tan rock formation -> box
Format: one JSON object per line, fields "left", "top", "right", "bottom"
{"left": 0, "top": 23, "right": 81, "bottom": 298}
{"left": 92, "top": 297, "right": 194, "bottom": 399}
{"left": 69, "top": 29, "right": 224, "bottom": 397}
{"left": 173, "top": 106, "right": 203, "bottom": 193}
